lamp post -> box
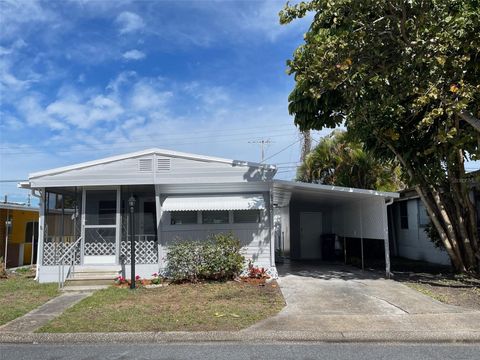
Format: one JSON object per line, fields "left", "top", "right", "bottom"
{"left": 128, "top": 195, "right": 136, "bottom": 289}
{"left": 4, "top": 217, "right": 11, "bottom": 269}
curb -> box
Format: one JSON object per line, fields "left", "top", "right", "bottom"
{"left": 1, "top": 330, "right": 480, "bottom": 344}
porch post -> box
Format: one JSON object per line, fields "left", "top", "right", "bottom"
{"left": 155, "top": 185, "right": 163, "bottom": 270}
{"left": 80, "top": 188, "right": 86, "bottom": 265}
{"left": 115, "top": 186, "right": 121, "bottom": 264}
{"left": 35, "top": 188, "right": 45, "bottom": 281}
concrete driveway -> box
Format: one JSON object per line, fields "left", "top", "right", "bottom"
{"left": 248, "top": 262, "right": 480, "bottom": 333}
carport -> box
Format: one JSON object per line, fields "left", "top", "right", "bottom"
{"left": 272, "top": 180, "right": 399, "bottom": 277}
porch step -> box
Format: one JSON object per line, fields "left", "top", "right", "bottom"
{"left": 65, "top": 268, "right": 120, "bottom": 286}
{"left": 62, "top": 285, "right": 110, "bottom": 292}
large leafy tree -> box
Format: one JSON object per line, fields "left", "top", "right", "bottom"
{"left": 297, "top": 130, "right": 403, "bottom": 191}
{"left": 281, "top": 0, "right": 480, "bottom": 273}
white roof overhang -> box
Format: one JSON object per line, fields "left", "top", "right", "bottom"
{"left": 162, "top": 194, "right": 265, "bottom": 211}
{"left": 272, "top": 180, "right": 399, "bottom": 207}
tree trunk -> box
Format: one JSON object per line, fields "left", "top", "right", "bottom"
{"left": 417, "top": 185, "right": 466, "bottom": 272}
{"left": 382, "top": 138, "right": 475, "bottom": 273}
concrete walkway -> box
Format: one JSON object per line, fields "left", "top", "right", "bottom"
{"left": 0, "top": 292, "right": 92, "bottom": 333}
{"left": 248, "top": 262, "right": 480, "bottom": 333}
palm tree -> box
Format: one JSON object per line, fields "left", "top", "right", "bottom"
{"left": 297, "top": 130, "right": 403, "bottom": 192}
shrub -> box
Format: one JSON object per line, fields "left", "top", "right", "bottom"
{"left": 166, "top": 232, "right": 245, "bottom": 282}
{"left": 0, "top": 257, "right": 6, "bottom": 278}
{"left": 166, "top": 241, "right": 203, "bottom": 282}
{"left": 245, "top": 260, "right": 270, "bottom": 280}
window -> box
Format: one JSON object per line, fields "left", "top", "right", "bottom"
{"left": 25, "top": 221, "right": 39, "bottom": 243}
{"left": 400, "top": 202, "right": 409, "bottom": 229}
{"left": 202, "top": 210, "right": 229, "bottom": 224}
{"left": 170, "top": 211, "right": 197, "bottom": 225}
{"left": 233, "top": 210, "right": 261, "bottom": 224}
{"left": 98, "top": 200, "right": 116, "bottom": 225}
{"left": 417, "top": 200, "right": 429, "bottom": 227}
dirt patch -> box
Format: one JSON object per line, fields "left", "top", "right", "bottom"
{"left": 395, "top": 272, "right": 480, "bottom": 310}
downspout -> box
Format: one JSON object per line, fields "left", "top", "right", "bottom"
{"left": 384, "top": 197, "right": 395, "bottom": 278}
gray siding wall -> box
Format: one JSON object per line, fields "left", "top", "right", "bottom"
{"left": 392, "top": 199, "right": 450, "bottom": 265}
{"left": 157, "top": 190, "right": 272, "bottom": 268}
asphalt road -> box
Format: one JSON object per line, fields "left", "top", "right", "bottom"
{"left": 1, "top": 343, "right": 479, "bottom": 360}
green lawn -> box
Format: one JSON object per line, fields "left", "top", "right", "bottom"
{"left": 0, "top": 269, "right": 59, "bottom": 326}
{"left": 38, "top": 281, "right": 285, "bottom": 333}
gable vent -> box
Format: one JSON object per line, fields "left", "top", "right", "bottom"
{"left": 157, "top": 158, "right": 171, "bottom": 172}
{"left": 138, "top": 158, "right": 153, "bottom": 172}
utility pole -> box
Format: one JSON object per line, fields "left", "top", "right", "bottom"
{"left": 249, "top": 139, "right": 273, "bottom": 163}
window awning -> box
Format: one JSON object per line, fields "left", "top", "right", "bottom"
{"left": 162, "top": 194, "right": 265, "bottom": 211}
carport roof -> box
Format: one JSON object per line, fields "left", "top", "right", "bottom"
{"left": 272, "top": 180, "right": 399, "bottom": 207}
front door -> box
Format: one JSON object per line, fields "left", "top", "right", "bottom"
{"left": 300, "top": 212, "right": 323, "bottom": 259}
{"left": 83, "top": 189, "right": 118, "bottom": 264}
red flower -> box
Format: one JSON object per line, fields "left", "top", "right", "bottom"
{"left": 135, "top": 275, "right": 141, "bottom": 280}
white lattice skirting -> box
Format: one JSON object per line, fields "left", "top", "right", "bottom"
{"left": 121, "top": 240, "right": 158, "bottom": 264}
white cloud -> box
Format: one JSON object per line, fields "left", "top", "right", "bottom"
{"left": 0, "top": 113, "right": 23, "bottom": 130}
{"left": 46, "top": 94, "right": 124, "bottom": 129}
{"left": 106, "top": 70, "right": 137, "bottom": 94}
{"left": 116, "top": 11, "right": 145, "bottom": 34}
{"left": 130, "top": 81, "right": 172, "bottom": 111}
{"left": 0, "top": 0, "right": 57, "bottom": 40}
{"left": 122, "top": 49, "right": 146, "bottom": 60}
{"left": 17, "top": 95, "right": 66, "bottom": 130}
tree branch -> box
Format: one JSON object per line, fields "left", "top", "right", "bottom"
{"left": 458, "top": 111, "right": 480, "bottom": 132}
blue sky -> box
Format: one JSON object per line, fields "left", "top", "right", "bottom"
{"left": 0, "top": 0, "right": 331, "bottom": 203}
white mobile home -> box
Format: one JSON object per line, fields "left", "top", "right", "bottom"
{"left": 19, "top": 148, "right": 398, "bottom": 285}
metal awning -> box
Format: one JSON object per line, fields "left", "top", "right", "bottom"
{"left": 162, "top": 194, "right": 265, "bottom": 211}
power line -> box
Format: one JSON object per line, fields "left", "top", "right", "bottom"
{"left": 0, "top": 124, "right": 296, "bottom": 151}
{"left": 261, "top": 138, "right": 302, "bottom": 163}
{"left": 0, "top": 132, "right": 298, "bottom": 156}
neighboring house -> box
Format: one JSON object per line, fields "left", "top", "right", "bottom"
{"left": 0, "top": 201, "right": 39, "bottom": 268}
{"left": 19, "top": 148, "right": 398, "bottom": 284}
{"left": 390, "top": 183, "right": 480, "bottom": 266}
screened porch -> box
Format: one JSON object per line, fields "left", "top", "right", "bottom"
{"left": 41, "top": 185, "right": 158, "bottom": 267}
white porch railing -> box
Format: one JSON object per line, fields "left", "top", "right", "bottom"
{"left": 42, "top": 234, "right": 158, "bottom": 271}
{"left": 58, "top": 236, "right": 82, "bottom": 289}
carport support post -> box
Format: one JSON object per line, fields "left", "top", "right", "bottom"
{"left": 359, "top": 204, "right": 364, "bottom": 271}
{"left": 360, "top": 237, "right": 364, "bottom": 271}
{"left": 383, "top": 198, "right": 393, "bottom": 279}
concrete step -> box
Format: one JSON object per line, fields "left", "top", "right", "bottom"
{"left": 67, "top": 274, "right": 118, "bottom": 281}
{"left": 62, "top": 285, "right": 110, "bottom": 292}
{"left": 65, "top": 277, "right": 115, "bottom": 286}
